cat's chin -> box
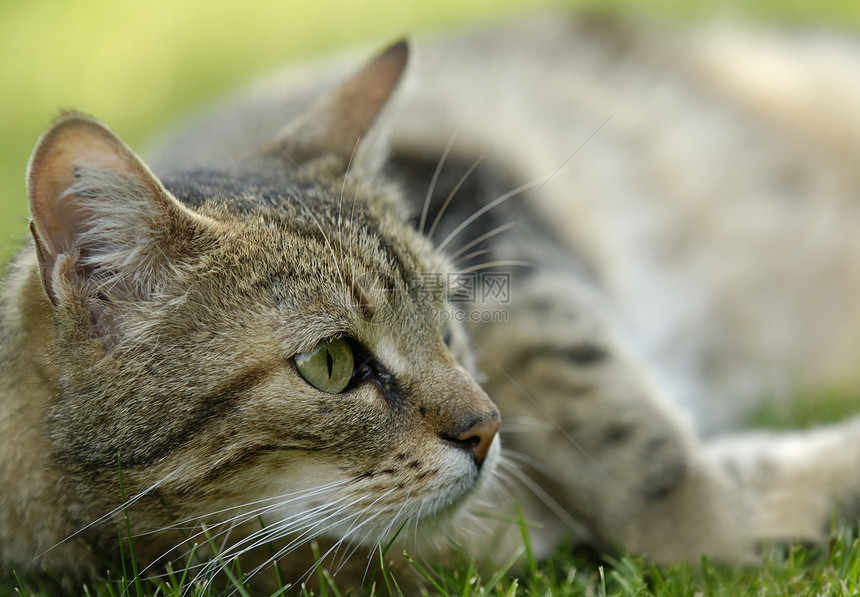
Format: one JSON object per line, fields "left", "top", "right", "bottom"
{"left": 385, "top": 439, "right": 504, "bottom": 546}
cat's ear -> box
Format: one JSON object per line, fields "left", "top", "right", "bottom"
{"left": 27, "top": 114, "right": 205, "bottom": 308}
{"left": 263, "top": 39, "right": 408, "bottom": 165}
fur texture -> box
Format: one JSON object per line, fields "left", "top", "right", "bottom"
{"left": 3, "top": 11, "right": 860, "bottom": 590}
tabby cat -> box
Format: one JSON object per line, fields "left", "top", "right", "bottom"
{"left": 3, "top": 12, "right": 860, "bottom": 591}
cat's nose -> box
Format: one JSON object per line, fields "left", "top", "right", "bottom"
{"left": 444, "top": 415, "right": 501, "bottom": 467}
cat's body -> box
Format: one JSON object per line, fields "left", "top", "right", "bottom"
{"left": 3, "top": 12, "right": 860, "bottom": 590}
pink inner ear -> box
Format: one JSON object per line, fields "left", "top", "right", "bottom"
{"left": 28, "top": 119, "right": 138, "bottom": 260}
{"left": 26, "top": 115, "right": 178, "bottom": 306}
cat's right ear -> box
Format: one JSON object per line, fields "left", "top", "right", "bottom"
{"left": 262, "top": 39, "right": 409, "bottom": 166}
{"left": 27, "top": 114, "right": 207, "bottom": 308}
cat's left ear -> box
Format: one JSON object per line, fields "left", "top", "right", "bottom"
{"left": 263, "top": 39, "right": 408, "bottom": 166}
{"left": 27, "top": 114, "right": 210, "bottom": 309}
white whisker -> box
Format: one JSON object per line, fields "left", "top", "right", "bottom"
{"left": 221, "top": 485, "right": 400, "bottom": 587}
{"left": 448, "top": 221, "right": 517, "bottom": 261}
{"left": 141, "top": 477, "right": 355, "bottom": 536}
{"left": 457, "top": 260, "right": 530, "bottom": 275}
{"left": 142, "top": 480, "right": 358, "bottom": 588}
{"left": 476, "top": 346, "right": 613, "bottom": 482}
{"left": 138, "top": 481, "right": 356, "bottom": 578}
{"left": 501, "top": 448, "right": 557, "bottom": 481}
{"left": 255, "top": 492, "right": 395, "bottom": 588}
{"left": 501, "top": 416, "right": 554, "bottom": 434}
{"left": 419, "top": 127, "right": 459, "bottom": 235}
{"left": 500, "top": 112, "right": 615, "bottom": 226}
{"left": 502, "top": 463, "right": 597, "bottom": 545}
{"left": 437, "top": 171, "right": 563, "bottom": 253}
{"left": 454, "top": 248, "right": 490, "bottom": 266}
{"left": 427, "top": 156, "right": 484, "bottom": 240}
{"left": 35, "top": 468, "right": 181, "bottom": 563}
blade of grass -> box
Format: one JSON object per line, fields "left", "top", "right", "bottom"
{"left": 470, "top": 508, "right": 543, "bottom": 528}
{"left": 117, "top": 455, "right": 144, "bottom": 597}
{"left": 177, "top": 542, "right": 198, "bottom": 593}
{"left": 201, "top": 525, "right": 252, "bottom": 597}
{"left": 515, "top": 502, "right": 538, "bottom": 579}
{"left": 402, "top": 552, "right": 449, "bottom": 597}
{"left": 389, "top": 572, "right": 405, "bottom": 597}
{"left": 376, "top": 541, "right": 393, "bottom": 597}
{"left": 482, "top": 546, "right": 525, "bottom": 594}
{"left": 257, "top": 515, "right": 287, "bottom": 591}
{"left": 321, "top": 569, "right": 344, "bottom": 597}
{"left": 115, "top": 524, "right": 129, "bottom": 593}
{"left": 13, "top": 570, "right": 27, "bottom": 595}
{"left": 366, "top": 518, "right": 409, "bottom": 587}
{"left": 502, "top": 578, "right": 519, "bottom": 597}
{"left": 368, "top": 518, "right": 409, "bottom": 578}
{"left": 461, "top": 559, "right": 476, "bottom": 597}
{"left": 311, "top": 540, "right": 328, "bottom": 597}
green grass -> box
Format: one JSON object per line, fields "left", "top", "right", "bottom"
{"left": 4, "top": 521, "right": 860, "bottom": 596}
{"left": 749, "top": 387, "right": 860, "bottom": 431}
{"left": 4, "top": 0, "right": 860, "bottom": 595}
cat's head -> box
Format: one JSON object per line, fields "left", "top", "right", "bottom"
{"left": 26, "top": 41, "right": 500, "bottom": 562}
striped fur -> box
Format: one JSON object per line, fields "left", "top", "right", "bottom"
{"left": 4, "top": 12, "right": 860, "bottom": 591}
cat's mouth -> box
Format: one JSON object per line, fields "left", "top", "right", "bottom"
{"left": 403, "top": 434, "right": 503, "bottom": 526}
{"left": 297, "top": 435, "right": 502, "bottom": 548}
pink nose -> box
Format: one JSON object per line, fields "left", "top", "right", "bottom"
{"left": 446, "top": 415, "right": 501, "bottom": 466}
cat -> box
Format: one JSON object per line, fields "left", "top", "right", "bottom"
{"left": 3, "top": 10, "right": 860, "bottom": 592}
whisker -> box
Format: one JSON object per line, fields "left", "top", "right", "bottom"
{"left": 189, "top": 510, "right": 328, "bottom": 591}
{"left": 475, "top": 345, "right": 613, "bottom": 482}
{"left": 358, "top": 481, "right": 423, "bottom": 584}
{"left": 437, "top": 171, "right": 563, "bottom": 253}
{"left": 216, "top": 496, "right": 353, "bottom": 563}
{"left": 482, "top": 468, "right": 517, "bottom": 512}
{"left": 447, "top": 221, "right": 517, "bottom": 261}
{"left": 501, "top": 461, "right": 598, "bottom": 545}
{"left": 286, "top": 513, "right": 384, "bottom": 592}
{"left": 453, "top": 248, "right": 490, "bottom": 266}
{"left": 438, "top": 113, "right": 613, "bottom": 263}
{"left": 501, "top": 416, "right": 554, "bottom": 434}
{"left": 347, "top": 158, "right": 367, "bottom": 300}
{"left": 501, "top": 447, "right": 556, "bottom": 481}
{"left": 331, "top": 487, "right": 410, "bottom": 575}
{"left": 138, "top": 477, "right": 355, "bottom": 537}
{"left": 250, "top": 491, "right": 397, "bottom": 588}
{"left": 34, "top": 468, "right": 180, "bottom": 562}
{"left": 427, "top": 156, "right": 484, "bottom": 240}
{"left": 419, "top": 127, "right": 459, "bottom": 235}
{"left": 229, "top": 486, "right": 400, "bottom": 586}
{"left": 144, "top": 481, "right": 357, "bottom": 586}
{"left": 457, "top": 259, "right": 530, "bottom": 275}
{"left": 500, "top": 112, "right": 616, "bottom": 227}
{"left": 311, "top": 509, "right": 388, "bottom": 582}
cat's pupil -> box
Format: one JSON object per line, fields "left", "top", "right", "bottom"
{"left": 294, "top": 337, "right": 354, "bottom": 394}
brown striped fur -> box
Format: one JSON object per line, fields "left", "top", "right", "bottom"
{"left": 4, "top": 11, "right": 860, "bottom": 591}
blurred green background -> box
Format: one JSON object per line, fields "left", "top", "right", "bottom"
{"left": 2, "top": 0, "right": 859, "bottom": 265}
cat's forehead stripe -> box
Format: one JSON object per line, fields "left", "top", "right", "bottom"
{"left": 161, "top": 169, "right": 432, "bottom": 311}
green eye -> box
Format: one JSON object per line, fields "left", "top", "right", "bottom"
{"left": 294, "top": 338, "right": 355, "bottom": 394}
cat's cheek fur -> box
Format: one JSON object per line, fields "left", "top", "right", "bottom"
{"left": 158, "top": 373, "right": 492, "bottom": 542}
